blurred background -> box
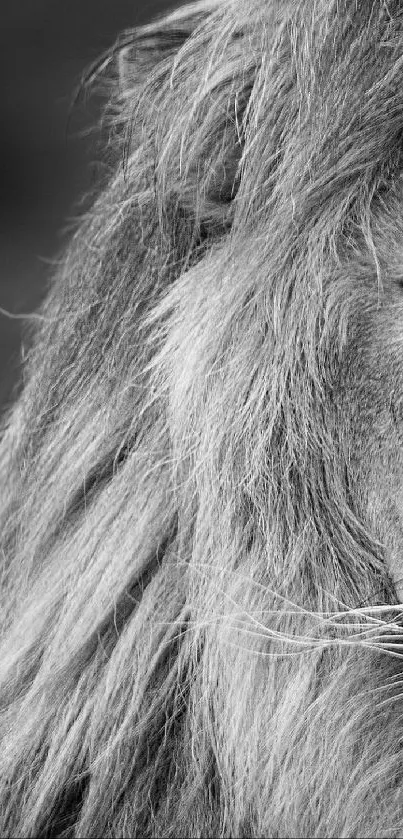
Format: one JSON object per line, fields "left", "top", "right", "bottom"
{"left": 0, "top": 0, "right": 179, "bottom": 414}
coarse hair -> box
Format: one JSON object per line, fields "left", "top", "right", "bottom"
{"left": 2, "top": 0, "right": 403, "bottom": 835}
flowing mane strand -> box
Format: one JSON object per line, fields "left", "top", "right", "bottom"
{"left": 2, "top": 0, "right": 403, "bottom": 835}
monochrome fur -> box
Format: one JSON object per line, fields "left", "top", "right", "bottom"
{"left": 2, "top": 0, "right": 403, "bottom": 835}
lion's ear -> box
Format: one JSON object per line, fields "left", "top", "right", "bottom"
{"left": 109, "top": 0, "right": 255, "bottom": 238}
{"left": 116, "top": 32, "right": 182, "bottom": 93}
{"left": 116, "top": 3, "right": 215, "bottom": 95}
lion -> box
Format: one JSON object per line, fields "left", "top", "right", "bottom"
{"left": 2, "top": 0, "right": 403, "bottom": 835}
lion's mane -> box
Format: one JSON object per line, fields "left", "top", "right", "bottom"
{"left": 2, "top": 0, "right": 403, "bottom": 835}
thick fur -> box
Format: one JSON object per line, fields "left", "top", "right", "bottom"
{"left": 3, "top": 0, "right": 403, "bottom": 835}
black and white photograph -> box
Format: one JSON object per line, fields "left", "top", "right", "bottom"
{"left": 1, "top": 1, "right": 403, "bottom": 837}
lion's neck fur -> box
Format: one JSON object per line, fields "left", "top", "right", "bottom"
{"left": 1, "top": 0, "right": 403, "bottom": 836}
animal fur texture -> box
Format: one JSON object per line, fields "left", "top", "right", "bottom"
{"left": 3, "top": 0, "right": 403, "bottom": 835}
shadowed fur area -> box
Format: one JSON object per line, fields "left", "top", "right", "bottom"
{"left": 5, "top": 0, "right": 403, "bottom": 835}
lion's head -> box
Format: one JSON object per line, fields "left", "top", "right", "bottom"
{"left": 1, "top": 1, "right": 403, "bottom": 836}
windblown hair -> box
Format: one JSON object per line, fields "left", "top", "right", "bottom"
{"left": 4, "top": 0, "right": 403, "bottom": 835}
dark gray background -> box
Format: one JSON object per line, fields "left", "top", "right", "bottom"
{"left": 0, "top": 0, "right": 178, "bottom": 413}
